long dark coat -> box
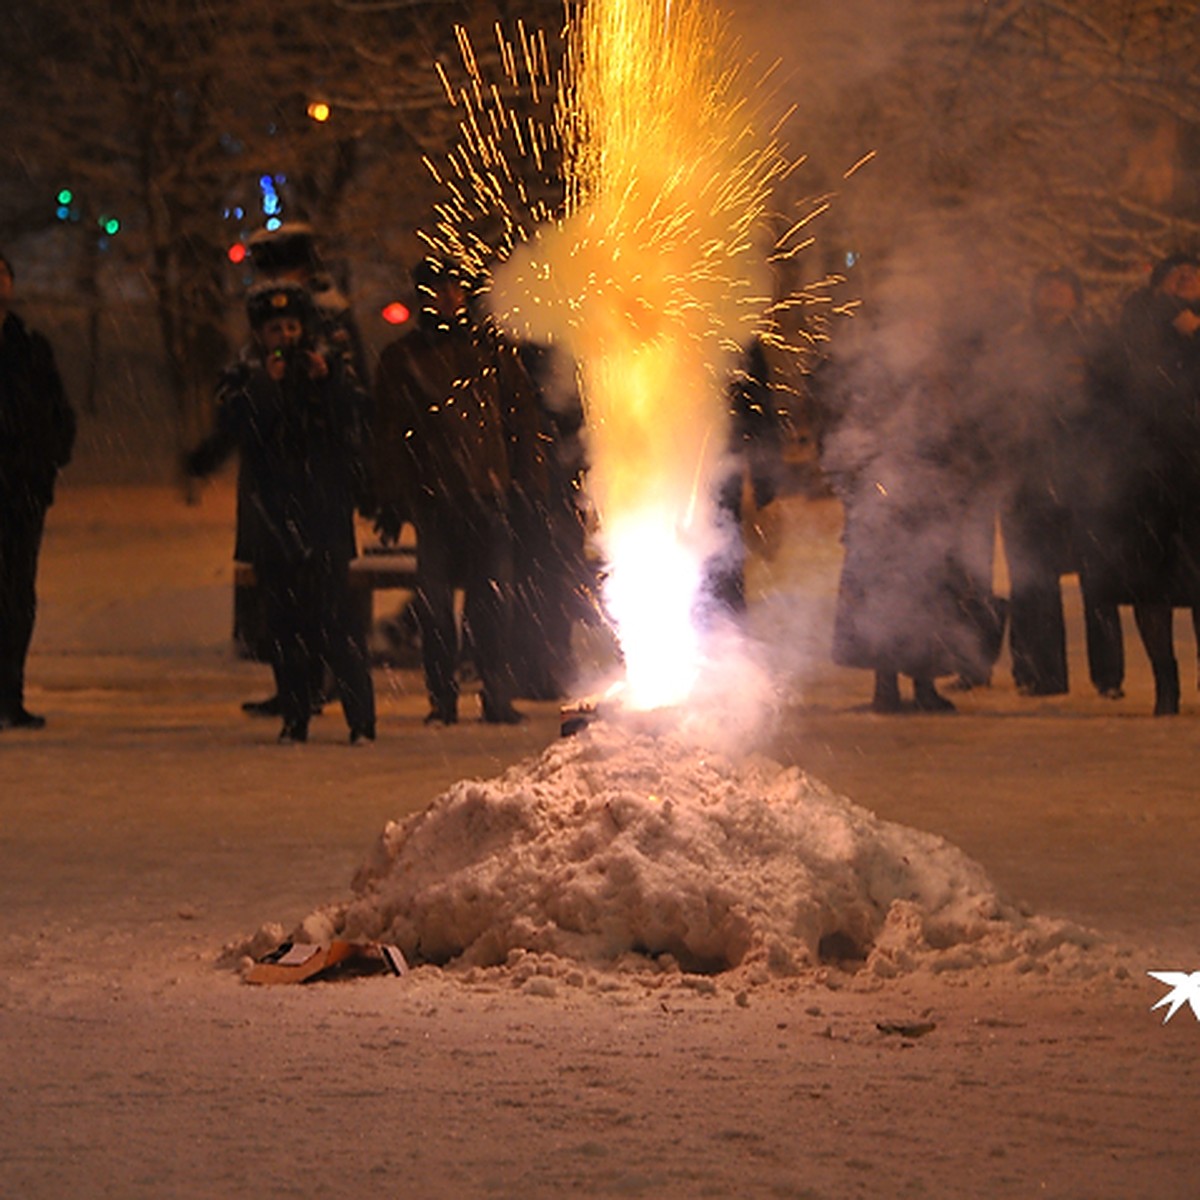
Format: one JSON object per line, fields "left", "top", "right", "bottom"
{"left": 1079, "top": 289, "right": 1200, "bottom": 606}
{"left": 187, "top": 351, "right": 371, "bottom": 570}
{"left": 818, "top": 354, "right": 998, "bottom": 681}
{"left": 373, "top": 324, "right": 540, "bottom": 526}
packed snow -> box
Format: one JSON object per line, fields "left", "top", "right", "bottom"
{"left": 260, "top": 716, "right": 1099, "bottom": 983}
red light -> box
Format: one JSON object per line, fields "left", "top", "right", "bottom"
{"left": 381, "top": 301, "right": 411, "bottom": 326}
{"left": 228, "top": 243, "right": 248, "bottom": 264}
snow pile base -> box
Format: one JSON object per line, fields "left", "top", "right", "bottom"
{"left": 298, "top": 720, "right": 1099, "bottom": 978}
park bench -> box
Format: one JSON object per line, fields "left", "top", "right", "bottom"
{"left": 232, "top": 536, "right": 418, "bottom": 659}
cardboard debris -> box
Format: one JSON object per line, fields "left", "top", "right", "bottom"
{"left": 245, "top": 940, "right": 408, "bottom": 985}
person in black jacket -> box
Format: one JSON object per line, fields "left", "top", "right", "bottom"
{"left": 1082, "top": 253, "right": 1200, "bottom": 715}
{"left": 373, "top": 259, "right": 532, "bottom": 725}
{"left": 186, "top": 281, "right": 376, "bottom": 744}
{"left": 0, "top": 250, "right": 76, "bottom": 730}
{"left": 1000, "top": 268, "right": 1124, "bottom": 699}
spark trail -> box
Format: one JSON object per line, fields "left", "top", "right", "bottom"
{"left": 434, "top": 0, "right": 792, "bottom": 710}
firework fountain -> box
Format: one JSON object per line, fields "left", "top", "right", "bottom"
{"left": 432, "top": 0, "right": 792, "bottom": 713}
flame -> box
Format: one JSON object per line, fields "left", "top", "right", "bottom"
{"left": 487, "top": 0, "right": 786, "bottom": 710}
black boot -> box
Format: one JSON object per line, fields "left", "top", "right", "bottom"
{"left": 0, "top": 706, "right": 46, "bottom": 730}
{"left": 871, "top": 672, "right": 902, "bottom": 714}
{"left": 1154, "top": 660, "right": 1180, "bottom": 716}
{"left": 913, "top": 677, "right": 956, "bottom": 713}
{"left": 481, "top": 696, "right": 526, "bottom": 725}
{"left": 424, "top": 699, "right": 458, "bottom": 726}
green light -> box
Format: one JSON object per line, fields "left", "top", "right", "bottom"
{"left": 103, "top": 218, "right": 120, "bottom": 235}
{"left": 57, "top": 188, "right": 73, "bottom": 205}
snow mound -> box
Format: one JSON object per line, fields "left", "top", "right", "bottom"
{"left": 304, "top": 721, "right": 1099, "bottom": 978}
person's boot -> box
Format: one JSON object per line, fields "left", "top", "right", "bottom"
{"left": 424, "top": 698, "right": 458, "bottom": 725}
{"left": 481, "top": 695, "right": 526, "bottom": 724}
{"left": 871, "top": 672, "right": 902, "bottom": 714}
{"left": 0, "top": 706, "right": 46, "bottom": 730}
{"left": 913, "top": 677, "right": 956, "bottom": 713}
{"left": 1154, "top": 660, "right": 1180, "bottom": 716}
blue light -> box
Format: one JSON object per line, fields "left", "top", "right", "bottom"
{"left": 265, "top": 217, "right": 282, "bottom": 232}
{"left": 56, "top": 205, "right": 70, "bottom": 220}
{"left": 259, "top": 175, "right": 275, "bottom": 191}
{"left": 263, "top": 193, "right": 280, "bottom": 216}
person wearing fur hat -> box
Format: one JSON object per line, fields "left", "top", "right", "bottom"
{"left": 247, "top": 222, "right": 368, "bottom": 383}
{"left": 0, "top": 250, "right": 76, "bottom": 730}
{"left": 186, "top": 281, "right": 376, "bottom": 743}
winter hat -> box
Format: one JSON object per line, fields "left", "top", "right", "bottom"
{"left": 246, "top": 280, "right": 314, "bottom": 330}
{"left": 1150, "top": 252, "right": 1200, "bottom": 292}
{"left": 248, "top": 222, "right": 322, "bottom": 275}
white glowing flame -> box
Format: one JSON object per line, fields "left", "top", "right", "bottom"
{"left": 602, "top": 513, "right": 706, "bottom": 709}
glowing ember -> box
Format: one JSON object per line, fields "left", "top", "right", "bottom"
{"left": 430, "top": 0, "right": 791, "bottom": 710}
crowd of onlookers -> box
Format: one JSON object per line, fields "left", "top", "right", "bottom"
{"left": 4, "top": 225, "right": 1200, "bottom": 738}
{"left": 815, "top": 250, "right": 1200, "bottom": 716}
{"left": 179, "top": 226, "right": 599, "bottom": 743}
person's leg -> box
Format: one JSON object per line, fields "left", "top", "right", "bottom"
{"left": 1010, "top": 579, "right": 1068, "bottom": 694}
{"left": 1133, "top": 602, "right": 1178, "bottom": 715}
{"left": 1080, "top": 572, "right": 1124, "bottom": 697}
{"left": 466, "top": 507, "right": 522, "bottom": 723}
{"left": 413, "top": 512, "right": 460, "bottom": 722}
{"left": 912, "top": 675, "right": 956, "bottom": 713}
{"left": 871, "top": 671, "right": 901, "bottom": 714}
{"left": 261, "top": 561, "right": 312, "bottom": 741}
{"left": 320, "top": 557, "right": 376, "bottom": 741}
{"left": 1192, "top": 607, "right": 1200, "bottom": 690}
{"left": 0, "top": 499, "right": 47, "bottom": 726}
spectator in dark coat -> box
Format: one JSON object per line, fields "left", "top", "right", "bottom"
{"left": 0, "top": 250, "right": 76, "bottom": 730}
{"left": 186, "top": 281, "right": 376, "bottom": 744}
{"left": 703, "top": 337, "right": 785, "bottom": 618}
{"left": 817, "top": 314, "right": 996, "bottom": 714}
{"left": 1000, "top": 268, "right": 1124, "bottom": 699}
{"left": 1082, "top": 253, "right": 1200, "bottom": 714}
{"left": 229, "top": 222, "right": 368, "bottom": 711}
{"left": 373, "top": 259, "right": 533, "bottom": 725}
{"left": 507, "top": 340, "right": 591, "bottom": 700}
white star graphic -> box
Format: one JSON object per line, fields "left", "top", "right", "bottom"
{"left": 1148, "top": 971, "right": 1200, "bottom": 1024}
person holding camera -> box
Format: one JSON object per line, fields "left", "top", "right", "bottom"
{"left": 186, "top": 281, "right": 376, "bottom": 743}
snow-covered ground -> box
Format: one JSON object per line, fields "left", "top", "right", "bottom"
{"left": 4, "top": 480, "right": 1200, "bottom": 1199}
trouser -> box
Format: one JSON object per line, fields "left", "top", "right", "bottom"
{"left": 259, "top": 553, "right": 375, "bottom": 736}
{"left": 1133, "top": 602, "right": 1179, "bottom": 713}
{"left": 508, "top": 493, "right": 584, "bottom": 698}
{"left": 1009, "top": 579, "right": 1068, "bottom": 694}
{"left": 414, "top": 504, "right": 516, "bottom": 713}
{"left": 1079, "top": 570, "right": 1124, "bottom": 692}
{"left": 0, "top": 495, "right": 47, "bottom": 714}
{"left": 1003, "top": 510, "right": 1067, "bottom": 694}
